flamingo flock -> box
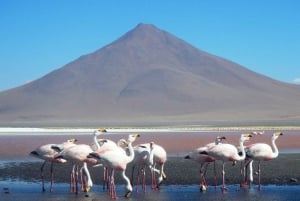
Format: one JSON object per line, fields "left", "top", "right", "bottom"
{"left": 30, "top": 129, "right": 283, "bottom": 198}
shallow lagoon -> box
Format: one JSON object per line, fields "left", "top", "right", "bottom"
{"left": 0, "top": 128, "right": 299, "bottom": 200}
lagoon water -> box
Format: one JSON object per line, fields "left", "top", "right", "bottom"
{"left": 1, "top": 181, "right": 300, "bottom": 201}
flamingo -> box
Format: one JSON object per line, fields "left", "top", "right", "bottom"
{"left": 150, "top": 143, "right": 167, "bottom": 189}
{"left": 184, "top": 136, "right": 226, "bottom": 191}
{"left": 54, "top": 143, "right": 99, "bottom": 193}
{"left": 130, "top": 142, "right": 155, "bottom": 192}
{"left": 200, "top": 133, "right": 252, "bottom": 192}
{"left": 30, "top": 138, "right": 77, "bottom": 192}
{"left": 88, "top": 133, "right": 140, "bottom": 199}
{"left": 52, "top": 129, "right": 104, "bottom": 194}
{"left": 244, "top": 131, "right": 283, "bottom": 190}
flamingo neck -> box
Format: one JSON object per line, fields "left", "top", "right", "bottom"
{"left": 82, "top": 162, "right": 93, "bottom": 187}
{"left": 270, "top": 138, "right": 279, "bottom": 158}
{"left": 126, "top": 141, "right": 135, "bottom": 163}
{"left": 237, "top": 138, "right": 246, "bottom": 160}
{"left": 93, "top": 133, "right": 100, "bottom": 150}
{"left": 149, "top": 145, "right": 154, "bottom": 166}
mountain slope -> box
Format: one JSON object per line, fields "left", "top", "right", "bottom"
{"left": 1, "top": 23, "right": 300, "bottom": 125}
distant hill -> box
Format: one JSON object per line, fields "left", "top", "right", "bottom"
{"left": 1, "top": 23, "right": 300, "bottom": 126}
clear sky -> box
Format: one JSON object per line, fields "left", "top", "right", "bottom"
{"left": 1, "top": 0, "right": 300, "bottom": 92}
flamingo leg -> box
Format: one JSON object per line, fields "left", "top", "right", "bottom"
{"left": 213, "top": 161, "right": 217, "bottom": 190}
{"left": 221, "top": 161, "right": 226, "bottom": 193}
{"left": 151, "top": 165, "right": 158, "bottom": 190}
{"left": 103, "top": 166, "right": 108, "bottom": 191}
{"left": 249, "top": 160, "right": 254, "bottom": 186}
{"left": 199, "top": 163, "right": 205, "bottom": 190}
{"left": 202, "top": 163, "right": 209, "bottom": 189}
{"left": 40, "top": 161, "right": 47, "bottom": 192}
{"left": 109, "top": 169, "right": 117, "bottom": 199}
{"left": 70, "top": 164, "right": 75, "bottom": 192}
{"left": 258, "top": 161, "right": 262, "bottom": 191}
{"left": 142, "top": 166, "right": 146, "bottom": 192}
{"left": 75, "top": 165, "right": 79, "bottom": 194}
{"left": 240, "top": 160, "right": 248, "bottom": 188}
{"left": 50, "top": 162, "right": 54, "bottom": 192}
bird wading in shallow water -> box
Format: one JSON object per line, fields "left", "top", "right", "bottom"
{"left": 88, "top": 133, "right": 140, "bottom": 199}
{"left": 53, "top": 129, "right": 104, "bottom": 194}
{"left": 244, "top": 131, "right": 283, "bottom": 190}
{"left": 30, "top": 138, "right": 77, "bottom": 192}
{"left": 200, "top": 133, "right": 252, "bottom": 193}
{"left": 184, "top": 136, "right": 226, "bottom": 191}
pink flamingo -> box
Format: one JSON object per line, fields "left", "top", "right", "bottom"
{"left": 88, "top": 133, "right": 140, "bottom": 199}
{"left": 184, "top": 136, "right": 226, "bottom": 191}
{"left": 30, "top": 138, "right": 77, "bottom": 192}
{"left": 244, "top": 131, "right": 283, "bottom": 190}
{"left": 201, "top": 133, "right": 252, "bottom": 192}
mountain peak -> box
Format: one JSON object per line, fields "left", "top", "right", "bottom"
{"left": 1, "top": 23, "right": 300, "bottom": 125}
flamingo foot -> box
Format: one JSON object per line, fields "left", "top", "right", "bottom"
{"left": 125, "top": 190, "right": 132, "bottom": 198}
{"left": 221, "top": 186, "right": 228, "bottom": 193}
{"left": 200, "top": 185, "right": 207, "bottom": 192}
{"left": 84, "top": 186, "right": 91, "bottom": 192}
{"left": 241, "top": 181, "right": 248, "bottom": 188}
{"left": 162, "top": 172, "right": 167, "bottom": 180}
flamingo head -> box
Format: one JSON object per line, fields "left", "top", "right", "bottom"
{"left": 67, "top": 138, "right": 78, "bottom": 143}
{"left": 215, "top": 136, "right": 226, "bottom": 144}
{"left": 150, "top": 141, "right": 155, "bottom": 149}
{"left": 272, "top": 131, "right": 283, "bottom": 140}
{"left": 94, "top": 128, "right": 107, "bottom": 136}
{"left": 117, "top": 138, "right": 128, "bottom": 148}
{"left": 127, "top": 133, "right": 140, "bottom": 143}
{"left": 240, "top": 133, "right": 252, "bottom": 142}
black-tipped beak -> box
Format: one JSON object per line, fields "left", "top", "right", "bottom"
{"left": 88, "top": 152, "right": 100, "bottom": 159}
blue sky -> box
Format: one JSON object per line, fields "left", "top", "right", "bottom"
{"left": 1, "top": 0, "right": 300, "bottom": 92}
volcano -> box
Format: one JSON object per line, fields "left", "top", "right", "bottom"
{"left": 1, "top": 23, "right": 300, "bottom": 126}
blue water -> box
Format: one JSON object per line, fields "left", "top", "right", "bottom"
{"left": 1, "top": 181, "right": 299, "bottom": 201}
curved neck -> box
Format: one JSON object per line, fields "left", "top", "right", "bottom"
{"left": 149, "top": 145, "right": 154, "bottom": 165}
{"left": 271, "top": 137, "right": 279, "bottom": 158}
{"left": 126, "top": 141, "right": 135, "bottom": 163}
{"left": 93, "top": 133, "right": 100, "bottom": 150}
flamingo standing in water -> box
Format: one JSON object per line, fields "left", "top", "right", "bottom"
{"left": 244, "top": 131, "right": 283, "bottom": 190}
{"left": 184, "top": 136, "right": 226, "bottom": 191}
{"left": 201, "top": 133, "right": 252, "bottom": 192}
{"left": 88, "top": 133, "right": 140, "bottom": 199}
{"left": 53, "top": 129, "right": 104, "bottom": 193}
{"left": 30, "top": 138, "right": 77, "bottom": 192}
{"left": 130, "top": 142, "right": 155, "bottom": 192}
{"left": 150, "top": 143, "right": 167, "bottom": 189}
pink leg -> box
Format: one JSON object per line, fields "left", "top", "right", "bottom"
{"left": 258, "top": 161, "right": 262, "bottom": 191}
{"left": 142, "top": 167, "right": 146, "bottom": 192}
{"left": 221, "top": 161, "right": 226, "bottom": 193}
{"left": 50, "top": 162, "right": 54, "bottom": 192}
{"left": 213, "top": 161, "right": 217, "bottom": 190}
{"left": 40, "top": 161, "right": 47, "bottom": 192}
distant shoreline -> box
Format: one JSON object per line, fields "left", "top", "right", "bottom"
{"left": 1, "top": 125, "right": 300, "bottom": 134}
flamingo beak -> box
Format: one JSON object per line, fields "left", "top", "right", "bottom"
{"left": 69, "top": 138, "right": 78, "bottom": 143}
{"left": 132, "top": 133, "right": 140, "bottom": 138}
{"left": 98, "top": 128, "right": 107, "bottom": 132}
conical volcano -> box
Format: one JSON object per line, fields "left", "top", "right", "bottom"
{"left": 1, "top": 23, "right": 300, "bottom": 125}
